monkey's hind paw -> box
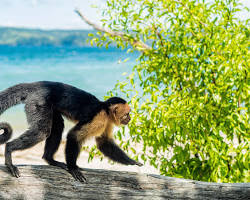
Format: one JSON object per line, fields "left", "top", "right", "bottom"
{"left": 69, "top": 168, "right": 87, "bottom": 183}
{"left": 7, "top": 165, "right": 20, "bottom": 178}
{"left": 46, "top": 160, "right": 68, "bottom": 170}
{"left": 55, "top": 162, "right": 68, "bottom": 170}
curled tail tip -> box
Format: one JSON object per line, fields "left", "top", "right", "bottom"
{"left": 0, "top": 122, "right": 13, "bottom": 144}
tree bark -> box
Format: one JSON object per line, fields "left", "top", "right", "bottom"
{"left": 0, "top": 165, "right": 249, "bottom": 200}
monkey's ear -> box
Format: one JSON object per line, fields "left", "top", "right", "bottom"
{"left": 110, "top": 105, "right": 119, "bottom": 123}
{"left": 110, "top": 105, "right": 118, "bottom": 115}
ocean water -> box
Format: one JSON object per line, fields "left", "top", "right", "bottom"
{"left": 0, "top": 46, "right": 137, "bottom": 132}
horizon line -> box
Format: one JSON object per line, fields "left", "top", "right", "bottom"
{"left": 0, "top": 25, "right": 94, "bottom": 31}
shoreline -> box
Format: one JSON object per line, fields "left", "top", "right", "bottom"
{"left": 0, "top": 138, "right": 159, "bottom": 175}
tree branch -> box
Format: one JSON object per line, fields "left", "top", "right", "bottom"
{"left": 75, "top": 9, "right": 152, "bottom": 51}
{"left": 0, "top": 165, "right": 249, "bottom": 199}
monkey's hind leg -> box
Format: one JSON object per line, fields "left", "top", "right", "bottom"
{"left": 5, "top": 102, "right": 53, "bottom": 178}
{"left": 42, "top": 111, "right": 67, "bottom": 170}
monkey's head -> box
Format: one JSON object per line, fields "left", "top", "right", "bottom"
{"left": 105, "top": 97, "right": 131, "bottom": 126}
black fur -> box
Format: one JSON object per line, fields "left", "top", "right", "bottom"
{"left": 0, "top": 81, "right": 140, "bottom": 182}
{"left": 105, "top": 97, "right": 127, "bottom": 106}
{"left": 65, "top": 125, "right": 82, "bottom": 170}
{"left": 65, "top": 125, "right": 87, "bottom": 182}
{"left": 0, "top": 123, "right": 12, "bottom": 144}
{"left": 96, "top": 136, "right": 141, "bottom": 165}
{"left": 42, "top": 111, "right": 66, "bottom": 169}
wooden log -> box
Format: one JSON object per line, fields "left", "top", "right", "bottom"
{"left": 0, "top": 165, "right": 249, "bottom": 200}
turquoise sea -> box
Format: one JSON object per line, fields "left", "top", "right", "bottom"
{"left": 0, "top": 46, "right": 137, "bottom": 132}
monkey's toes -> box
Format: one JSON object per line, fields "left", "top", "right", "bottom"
{"left": 51, "top": 161, "right": 68, "bottom": 170}
{"left": 57, "top": 162, "right": 68, "bottom": 170}
{"left": 7, "top": 165, "right": 20, "bottom": 178}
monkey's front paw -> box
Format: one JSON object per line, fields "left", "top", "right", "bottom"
{"left": 7, "top": 165, "right": 20, "bottom": 178}
{"left": 135, "top": 161, "right": 143, "bottom": 166}
{"left": 130, "top": 160, "right": 143, "bottom": 166}
{"left": 69, "top": 168, "right": 87, "bottom": 183}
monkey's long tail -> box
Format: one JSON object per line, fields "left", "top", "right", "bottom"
{"left": 0, "top": 83, "right": 29, "bottom": 116}
{"left": 0, "top": 122, "right": 12, "bottom": 144}
{"left": 0, "top": 83, "right": 29, "bottom": 144}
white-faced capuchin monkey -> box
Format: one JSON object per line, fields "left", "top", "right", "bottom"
{"left": 0, "top": 81, "right": 142, "bottom": 182}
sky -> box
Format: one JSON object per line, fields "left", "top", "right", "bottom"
{"left": 0, "top": 0, "right": 249, "bottom": 30}
{"left": 0, "top": 0, "right": 106, "bottom": 29}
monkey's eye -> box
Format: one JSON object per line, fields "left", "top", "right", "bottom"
{"left": 121, "top": 113, "right": 129, "bottom": 120}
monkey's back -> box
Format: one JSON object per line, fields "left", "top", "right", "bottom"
{"left": 33, "top": 81, "right": 104, "bottom": 122}
{"left": 0, "top": 81, "right": 106, "bottom": 123}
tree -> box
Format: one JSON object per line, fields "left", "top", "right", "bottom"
{"left": 77, "top": 0, "right": 249, "bottom": 183}
{"left": 1, "top": 165, "right": 249, "bottom": 199}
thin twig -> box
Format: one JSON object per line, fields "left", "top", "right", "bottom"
{"left": 75, "top": 9, "right": 152, "bottom": 51}
{"left": 174, "top": 0, "right": 206, "bottom": 27}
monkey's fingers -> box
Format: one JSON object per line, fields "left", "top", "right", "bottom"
{"left": 130, "top": 160, "right": 143, "bottom": 166}
{"left": 69, "top": 169, "right": 87, "bottom": 183}
{"left": 7, "top": 165, "right": 20, "bottom": 178}
{"left": 135, "top": 161, "right": 143, "bottom": 166}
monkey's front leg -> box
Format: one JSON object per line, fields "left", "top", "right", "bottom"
{"left": 96, "top": 136, "right": 143, "bottom": 166}
{"left": 65, "top": 129, "right": 87, "bottom": 183}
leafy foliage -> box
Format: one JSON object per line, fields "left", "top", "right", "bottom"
{"left": 88, "top": 0, "right": 249, "bottom": 183}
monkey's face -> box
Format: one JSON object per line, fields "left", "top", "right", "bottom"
{"left": 111, "top": 103, "right": 131, "bottom": 126}
{"left": 120, "top": 111, "right": 131, "bottom": 125}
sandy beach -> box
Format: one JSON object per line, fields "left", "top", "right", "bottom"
{"left": 0, "top": 137, "right": 159, "bottom": 175}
